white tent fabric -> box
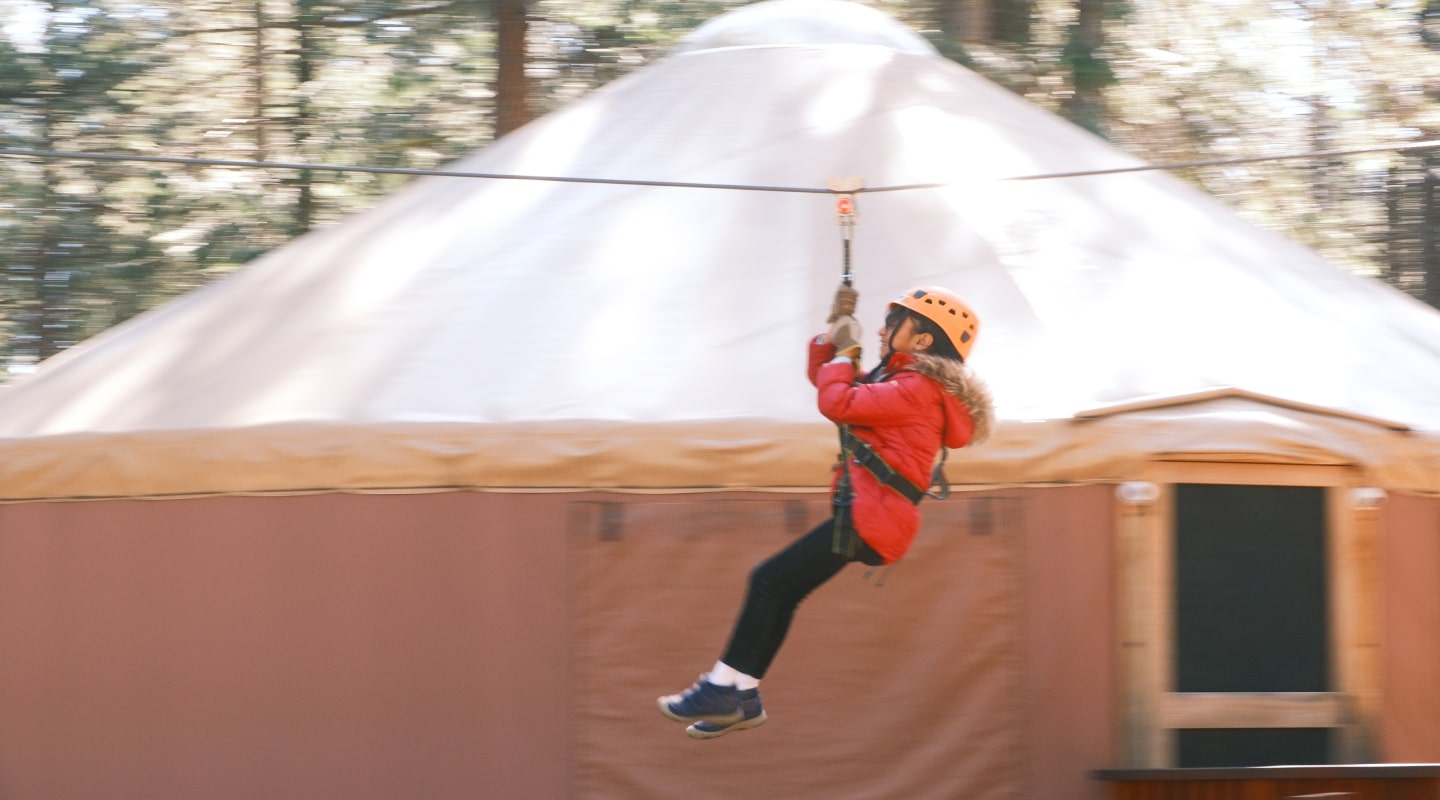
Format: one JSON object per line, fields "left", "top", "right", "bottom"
{"left": 3, "top": 0, "right": 1440, "bottom": 500}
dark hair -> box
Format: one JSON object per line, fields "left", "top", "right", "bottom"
{"left": 886, "top": 306, "right": 963, "bottom": 362}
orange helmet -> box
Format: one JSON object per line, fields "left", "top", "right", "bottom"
{"left": 890, "top": 286, "right": 980, "bottom": 361}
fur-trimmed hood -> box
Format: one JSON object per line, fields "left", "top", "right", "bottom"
{"left": 906, "top": 353, "right": 996, "bottom": 446}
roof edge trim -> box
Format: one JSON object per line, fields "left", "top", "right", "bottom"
{"left": 1072, "top": 386, "right": 1412, "bottom": 433}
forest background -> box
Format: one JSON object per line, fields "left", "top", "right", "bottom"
{"left": 4, "top": 0, "right": 1440, "bottom": 377}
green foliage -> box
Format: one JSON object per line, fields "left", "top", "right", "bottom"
{"left": 1, "top": 2, "right": 175, "bottom": 369}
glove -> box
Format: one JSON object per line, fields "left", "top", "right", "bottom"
{"left": 827, "top": 283, "right": 858, "bottom": 323}
{"left": 828, "top": 314, "right": 862, "bottom": 361}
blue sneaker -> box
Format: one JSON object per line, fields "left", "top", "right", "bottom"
{"left": 657, "top": 676, "right": 742, "bottom": 724}
{"left": 686, "top": 688, "right": 766, "bottom": 739}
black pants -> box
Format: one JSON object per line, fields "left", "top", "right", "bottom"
{"left": 719, "top": 518, "right": 882, "bottom": 679}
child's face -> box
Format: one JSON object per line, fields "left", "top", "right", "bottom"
{"left": 883, "top": 316, "right": 932, "bottom": 356}
{"left": 878, "top": 307, "right": 903, "bottom": 357}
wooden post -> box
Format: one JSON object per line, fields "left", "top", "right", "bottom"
{"left": 1332, "top": 487, "right": 1385, "bottom": 761}
{"left": 1116, "top": 481, "right": 1171, "bottom": 767}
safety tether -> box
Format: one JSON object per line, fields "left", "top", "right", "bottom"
{"left": 826, "top": 177, "right": 864, "bottom": 559}
{"left": 828, "top": 176, "right": 862, "bottom": 289}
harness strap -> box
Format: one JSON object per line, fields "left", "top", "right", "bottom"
{"left": 832, "top": 424, "right": 860, "bottom": 558}
{"left": 840, "top": 428, "right": 925, "bottom": 505}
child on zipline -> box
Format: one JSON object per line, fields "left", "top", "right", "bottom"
{"left": 657, "top": 283, "right": 994, "bottom": 738}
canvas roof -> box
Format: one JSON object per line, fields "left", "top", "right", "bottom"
{"left": 3, "top": 0, "right": 1440, "bottom": 501}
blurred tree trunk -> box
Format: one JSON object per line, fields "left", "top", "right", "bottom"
{"left": 1425, "top": 2, "right": 1440, "bottom": 309}
{"left": 932, "top": 0, "right": 1031, "bottom": 45}
{"left": 32, "top": 112, "right": 61, "bottom": 361}
{"left": 1396, "top": 0, "right": 1440, "bottom": 309}
{"left": 936, "top": 0, "right": 988, "bottom": 43}
{"left": 291, "top": 0, "right": 320, "bottom": 236}
{"left": 1377, "top": 147, "right": 1437, "bottom": 307}
{"left": 1063, "top": 0, "right": 1110, "bottom": 136}
{"left": 1423, "top": 164, "right": 1440, "bottom": 309}
{"left": 1307, "top": 95, "right": 1337, "bottom": 213}
{"left": 253, "top": 0, "right": 268, "bottom": 160}
{"left": 495, "top": 0, "right": 531, "bottom": 136}
{"left": 993, "top": 0, "right": 1032, "bottom": 45}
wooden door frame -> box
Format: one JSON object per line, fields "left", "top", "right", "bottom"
{"left": 1114, "top": 462, "right": 1383, "bottom": 767}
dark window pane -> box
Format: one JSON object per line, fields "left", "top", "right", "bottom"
{"left": 1178, "top": 728, "right": 1330, "bottom": 767}
{"left": 1174, "top": 484, "right": 1328, "bottom": 692}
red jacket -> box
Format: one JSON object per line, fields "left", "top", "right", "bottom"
{"left": 808, "top": 337, "right": 994, "bottom": 564}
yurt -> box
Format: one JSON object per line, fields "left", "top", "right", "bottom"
{"left": 3, "top": 1, "right": 1440, "bottom": 797}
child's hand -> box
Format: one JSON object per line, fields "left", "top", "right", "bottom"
{"left": 828, "top": 315, "right": 863, "bottom": 360}
{"left": 827, "top": 283, "right": 858, "bottom": 323}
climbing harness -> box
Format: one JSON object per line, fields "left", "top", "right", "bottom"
{"left": 831, "top": 452, "right": 860, "bottom": 559}
{"left": 842, "top": 428, "right": 922, "bottom": 503}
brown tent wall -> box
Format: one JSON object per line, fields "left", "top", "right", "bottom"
{"left": 0, "top": 487, "right": 1113, "bottom": 798}
{"left": 0, "top": 492, "right": 570, "bottom": 799}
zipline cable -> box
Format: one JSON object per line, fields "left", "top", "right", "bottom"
{"left": 0, "top": 147, "right": 834, "bottom": 194}
{"left": 1004, "top": 138, "right": 1440, "bottom": 182}
{"left": 5, "top": 138, "right": 1440, "bottom": 193}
